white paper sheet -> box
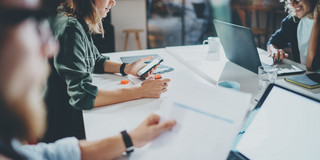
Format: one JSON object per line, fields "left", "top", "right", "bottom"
{"left": 130, "top": 75, "right": 252, "bottom": 160}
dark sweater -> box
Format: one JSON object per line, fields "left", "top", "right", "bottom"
{"left": 268, "top": 15, "right": 320, "bottom": 70}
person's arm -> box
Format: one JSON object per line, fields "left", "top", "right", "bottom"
{"left": 94, "top": 77, "right": 170, "bottom": 107}
{"left": 103, "top": 56, "right": 155, "bottom": 77}
{"left": 79, "top": 114, "right": 176, "bottom": 160}
{"left": 103, "top": 60, "right": 122, "bottom": 73}
{"left": 19, "top": 138, "right": 81, "bottom": 160}
{"left": 93, "top": 56, "right": 167, "bottom": 108}
{"left": 306, "top": 6, "right": 320, "bottom": 70}
{"left": 267, "top": 16, "right": 293, "bottom": 61}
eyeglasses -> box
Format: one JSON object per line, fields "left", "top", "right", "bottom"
{"left": 0, "top": 9, "right": 49, "bottom": 25}
{"left": 284, "top": 0, "right": 302, "bottom": 4}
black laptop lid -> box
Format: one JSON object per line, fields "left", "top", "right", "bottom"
{"left": 214, "top": 20, "right": 262, "bottom": 74}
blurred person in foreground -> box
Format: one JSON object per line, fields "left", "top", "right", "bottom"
{"left": 0, "top": 0, "right": 176, "bottom": 159}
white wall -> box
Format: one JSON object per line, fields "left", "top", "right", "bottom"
{"left": 111, "top": 0, "right": 147, "bottom": 52}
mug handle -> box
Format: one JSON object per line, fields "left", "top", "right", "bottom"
{"left": 203, "top": 40, "right": 209, "bottom": 45}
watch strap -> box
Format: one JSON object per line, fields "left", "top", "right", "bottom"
{"left": 120, "top": 63, "right": 128, "bottom": 76}
{"left": 121, "top": 130, "right": 134, "bottom": 154}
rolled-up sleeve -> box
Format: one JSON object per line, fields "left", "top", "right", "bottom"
{"left": 94, "top": 47, "right": 109, "bottom": 74}
{"left": 54, "top": 25, "right": 97, "bottom": 110}
{"left": 15, "top": 137, "right": 80, "bottom": 160}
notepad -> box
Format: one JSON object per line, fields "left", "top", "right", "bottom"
{"left": 284, "top": 73, "right": 320, "bottom": 89}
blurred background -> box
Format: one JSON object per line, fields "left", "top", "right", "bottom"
{"left": 145, "top": 0, "right": 287, "bottom": 50}
{"left": 43, "top": 0, "right": 288, "bottom": 52}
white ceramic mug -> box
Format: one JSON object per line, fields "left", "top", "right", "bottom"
{"left": 203, "top": 37, "right": 220, "bottom": 53}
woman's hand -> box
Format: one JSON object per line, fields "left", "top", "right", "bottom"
{"left": 138, "top": 76, "right": 170, "bottom": 98}
{"left": 129, "top": 114, "right": 176, "bottom": 148}
{"left": 124, "top": 56, "right": 158, "bottom": 78}
{"left": 267, "top": 44, "right": 288, "bottom": 62}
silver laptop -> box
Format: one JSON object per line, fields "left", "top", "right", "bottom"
{"left": 213, "top": 20, "right": 305, "bottom": 75}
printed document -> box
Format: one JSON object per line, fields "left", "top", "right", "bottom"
{"left": 130, "top": 76, "right": 252, "bottom": 160}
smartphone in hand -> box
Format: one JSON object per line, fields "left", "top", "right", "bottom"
{"left": 137, "top": 58, "right": 163, "bottom": 77}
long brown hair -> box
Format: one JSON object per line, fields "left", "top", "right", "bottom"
{"left": 59, "top": 0, "right": 104, "bottom": 35}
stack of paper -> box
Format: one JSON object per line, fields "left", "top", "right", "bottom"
{"left": 130, "top": 73, "right": 252, "bottom": 160}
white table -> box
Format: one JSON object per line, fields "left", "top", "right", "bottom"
{"left": 83, "top": 48, "right": 214, "bottom": 141}
{"left": 165, "top": 44, "right": 320, "bottom": 101}
{"left": 83, "top": 44, "right": 320, "bottom": 149}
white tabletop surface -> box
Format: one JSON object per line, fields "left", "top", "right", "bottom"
{"left": 166, "top": 44, "right": 320, "bottom": 101}
{"left": 83, "top": 48, "right": 214, "bottom": 141}
{"left": 83, "top": 44, "right": 320, "bottom": 146}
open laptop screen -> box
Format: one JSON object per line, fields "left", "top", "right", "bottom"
{"left": 214, "top": 20, "right": 305, "bottom": 76}
{"left": 235, "top": 84, "right": 320, "bottom": 160}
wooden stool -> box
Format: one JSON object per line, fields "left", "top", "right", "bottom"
{"left": 123, "top": 29, "right": 143, "bottom": 51}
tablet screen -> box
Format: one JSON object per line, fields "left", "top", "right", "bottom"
{"left": 236, "top": 85, "right": 320, "bottom": 160}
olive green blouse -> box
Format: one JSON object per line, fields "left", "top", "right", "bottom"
{"left": 53, "top": 14, "right": 109, "bottom": 110}
{"left": 43, "top": 14, "right": 110, "bottom": 142}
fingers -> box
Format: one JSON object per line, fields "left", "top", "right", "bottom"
{"left": 272, "top": 49, "right": 287, "bottom": 62}
{"left": 147, "top": 76, "right": 155, "bottom": 80}
{"left": 284, "top": 53, "right": 289, "bottom": 58}
{"left": 162, "top": 88, "right": 168, "bottom": 93}
{"left": 144, "top": 114, "right": 176, "bottom": 133}
{"left": 158, "top": 79, "right": 170, "bottom": 92}
{"left": 142, "top": 68, "right": 155, "bottom": 78}
{"left": 145, "top": 77, "right": 170, "bottom": 84}
{"left": 279, "top": 49, "right": 286, "bottom": 60}
{"left": 140, "top": 56, "right": 154, "bottom": 62}
{"left": 159, "top": 78, "right": 171, "bottom": 84}
{"left": 279, "top": 51, "right": 284, "bottom": 60}
{"left": 162, "top": 83, "right": 169, "bottom": 88}
{"left": 141, "top": 77, "right": 170, "bottom": 98}
{"left": 145, "top": 113, "right": 160, "bottom": 125}
{"left": 150, "top": 68, "right": 155, "bottom": 75}
{"left": 154, "top": 120, "right": 176, "bottom": 133}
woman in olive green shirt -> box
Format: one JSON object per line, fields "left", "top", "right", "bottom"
{"left": 43, "top": 0, "right": 170, "bottom": 142}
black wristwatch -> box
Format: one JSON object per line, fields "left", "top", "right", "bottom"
{"left": 120, "top": 63, "right": 128, "bottom": 76}
{"left": 121, "top": 130, "right": 134, "bottom": 154}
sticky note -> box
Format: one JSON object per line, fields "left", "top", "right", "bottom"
{"left": 120, "top": 80, "right": 129, "bottom": 84}
{"left": 155, "top": 74, "right": 162, "bottom": 79}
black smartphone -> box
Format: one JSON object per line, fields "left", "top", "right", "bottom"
{"left": 137, "top": 58, "right": 163, "bottom": 77}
